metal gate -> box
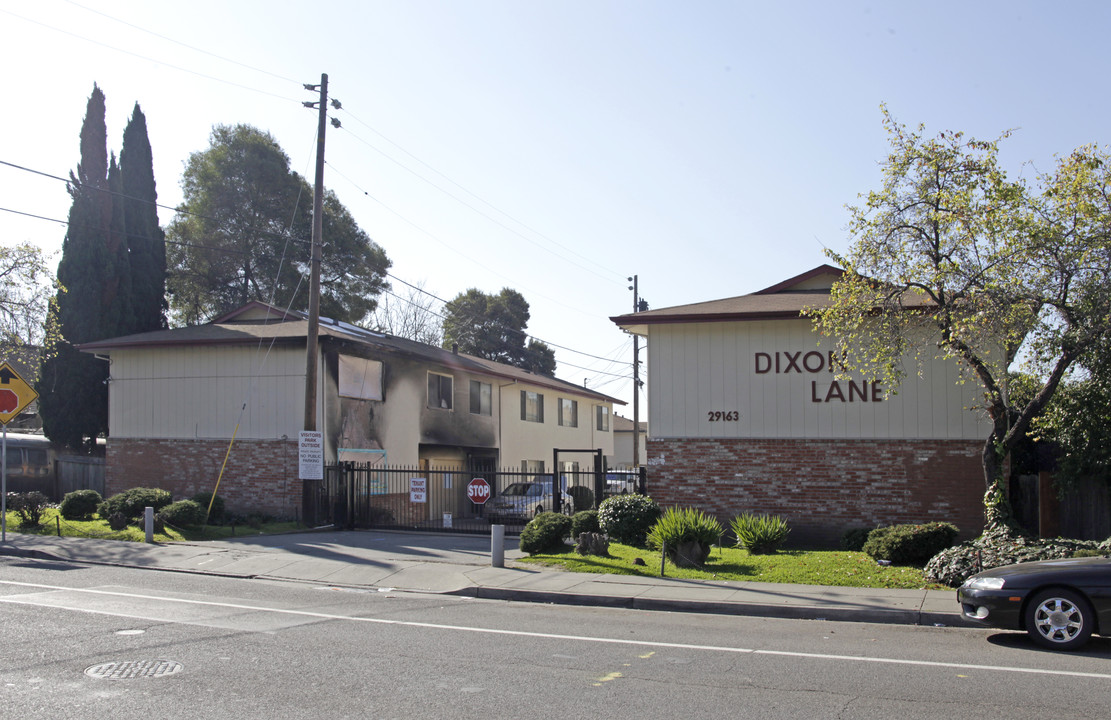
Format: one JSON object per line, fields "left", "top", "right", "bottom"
{"left": 302, "top": 462, "right": 646, "bottom": 534}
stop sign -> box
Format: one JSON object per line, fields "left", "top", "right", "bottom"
{"left": 467, "top": 477, "right": 491, "bottom": 504}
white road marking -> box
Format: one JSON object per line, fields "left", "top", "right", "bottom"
{"left": 2, "top": 580, "right": 1108, "bottom": 680}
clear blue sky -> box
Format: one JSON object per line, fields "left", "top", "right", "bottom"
{"left": 2, "top": 0, "right": 1108, "bottom": 413}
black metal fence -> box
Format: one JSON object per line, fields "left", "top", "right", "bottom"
{"left": 303, "top": 463, "right": 646, "bottom": 534}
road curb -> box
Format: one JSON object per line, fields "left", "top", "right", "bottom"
{"left": 458, "top": 586, "right": 968, "bottom": 627}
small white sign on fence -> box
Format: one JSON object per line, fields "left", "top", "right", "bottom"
{"left": 409, "top": 477, "right": 427, "bottom": 503}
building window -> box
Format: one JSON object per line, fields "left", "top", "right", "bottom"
{"left": 428, "top": 372, "right": 453, "bottom": 410}
{"left": 596, "top": 405, "right": 610, "bottom": 431}
{"left": 469, "top": 380, "right": 492, "bottom": 416}
{"left": 558, "top": 398, "right": 578, "bottom": 427}
{"left": 521, "top": 390, "right": 544, "bottom": 423}
{"left": 522, "top": 459, "right": 544, "bottom": 475}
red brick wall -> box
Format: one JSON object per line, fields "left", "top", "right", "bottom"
{"left": 106, "top": 438, "right": 302, "bottom": 518}
{"left": 646, "top": 437, "right": 986, "bottom": 547}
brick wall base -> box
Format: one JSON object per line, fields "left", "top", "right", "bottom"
{"left": 646, "top": 437, "right": 987, "bottom": 547}
{"left": 107, "top": 438, "right": 302, "bottom": 519}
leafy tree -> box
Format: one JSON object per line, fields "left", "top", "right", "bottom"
{"left": 166, "top": 124, "right": 389, "bottom": 326}
{"left": 1031, "top": 338, "right": 1111, "bottom": 492}
{"left": 442, "top": 287, "right": 556, "bottom": 375}
{"left": 0, "top": 242, "right": 57, "bottom": 352}
{"left": 809, "top": 109, "right": 1111, "bottom": 530}
{"left": 371, "top": 279, "right": 443, "bottom": 346}
{"left": 120, "top": 103, "right": 167, "bottom": 333}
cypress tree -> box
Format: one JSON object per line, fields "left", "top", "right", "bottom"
{"left": 120, "top": 103, "right": 167, "bottom": 332}
{"left": 37, "top": 84, "right": 115, "bottom": 450}
{"left": 104, "top": 152, "right": 135, "bottom": 337}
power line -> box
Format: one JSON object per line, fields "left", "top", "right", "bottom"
{"left": 334, "top": 114, "right": 624, "bottom": 285}
{"left": 2, "top": 198, "right": 633, "bottom": 379}
{"left": 1, "top": 8, "right": 302, "bottom": 103}
{"left": 386, "top": 271, "right": 633, "bottom": 367}
{"left": 0, "top": 159, "right": 311, "bottom": 248}
{"left": 61, "top": 0, "right": 302, "bottom": 86}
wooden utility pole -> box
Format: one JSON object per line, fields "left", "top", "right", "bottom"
{"left": 303, "top": 73, "right": 328, "bottom": 431}
{"left": 630, "top": 275, "right": 642, "bottom": 469}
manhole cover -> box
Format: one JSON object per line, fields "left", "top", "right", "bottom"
{"left": 85, "top": 660, "right": 183, "bottom": 679}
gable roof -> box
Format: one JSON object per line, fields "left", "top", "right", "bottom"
{"left": 611, "top": 265, "right": 845, "bottom": 334}
{"left": 78, "top": 308, "right": 624, "bottom": 405}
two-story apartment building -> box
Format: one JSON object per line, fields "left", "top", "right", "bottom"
{"left": 80, "top": 302, "right": 621, "bottom": 518}
{"left": 612, "top": 265, "right": 991, "bottom": 546}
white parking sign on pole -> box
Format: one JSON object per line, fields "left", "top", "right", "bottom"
{"left": 298, "top": 431, "right": 324, "bottom": 480}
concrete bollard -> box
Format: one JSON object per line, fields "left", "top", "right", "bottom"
{"left": 491, "top": 524, "right": 505, "bottom": 568}
{"left": 144, "top": 506, "right": 154, "bottom": 543}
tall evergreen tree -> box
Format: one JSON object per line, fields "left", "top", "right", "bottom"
{"left": 120, "top": 103, "right": 167, "bottom": 332}
{"left": 104, "top": 152, "right": 135, "bottom": 337}
{"left": 37, "top": 84, "right": 116, "bottom": 450}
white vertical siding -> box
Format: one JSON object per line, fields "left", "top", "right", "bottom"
{"left": 109, "top": 346, "right": 305, "bottom": 439}
{"left": 646, "top": 318, "right": 990, "bottom": 440}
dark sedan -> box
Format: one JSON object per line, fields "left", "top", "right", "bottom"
{"left": 958, "top": 556, "right": 1111, "bottom": 650}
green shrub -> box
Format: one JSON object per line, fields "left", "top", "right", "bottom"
{"left": 567, "top": 485, "right": 595, "bottom": 513}
{"left": 191, "top": 492, "right": 225, "bottom": 523}
{"left": 731, "top": 513, "right": 791, "bottom": 554}
{"left": 571, "top": 510, "right": 600, "bottom": 538}
{"left": 862, "top": 522, "right": 959, "bottom": 566}
{"left": 647, "top": 507, "right": 723, "bottom": 550}
{"left": 107, "top": 512, "right": 130, "bottom": 531}
{"left": 157, "top": 499, "right": 208, "bottom": 528}
{"left": 8, "top": 491, "right": 50, "bottom": 528}
{"left": 98, "top": 487, "right": 173, "bottom": 521}
{"left": 598, "top": 493, "right": 661, "bottom": 547}
{"left": 519, "top": 512, "right": 573, "bottom": 555}
{"left": 59, "top": 489, "right": 102, "bottom": 520}
{"left": 840, "top": 527, "right": 873, "bottom": 552}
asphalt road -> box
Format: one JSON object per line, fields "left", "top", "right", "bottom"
{"left": 2, "top": 556, "right": 1109, "bottom": 719}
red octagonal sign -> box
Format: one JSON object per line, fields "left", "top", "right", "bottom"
{"left": 467, "top": 477, "right": 491, "bottom": 504}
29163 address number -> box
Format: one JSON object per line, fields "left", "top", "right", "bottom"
{"left": 707, "top": 411, "right": 739, "bottom": 422}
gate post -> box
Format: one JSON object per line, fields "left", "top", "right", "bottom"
{"left": 594, "top": 452, "right": 605, "bottom": 510}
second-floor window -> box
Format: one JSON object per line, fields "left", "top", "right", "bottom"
{"left": 521, "top": 390, "right": 544, "bottom": 423}
{"left": 470, "top": 380, "right": 492, "bottom": 416}
{"left": 596, "top": 405, "right": 610, "bottom": 431}
{"left": 558, "top": 398, "right": 578, "bottom": 427}
{"left": 428, "top": 372, "right": 453, "bottom": 410}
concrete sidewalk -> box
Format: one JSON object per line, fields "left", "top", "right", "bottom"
{"left": 0, "top": 529, "right": 966, "bottom": 628}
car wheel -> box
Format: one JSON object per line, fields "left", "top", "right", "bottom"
{"left": 1024, "top": 588, "right": 1094, "bottom": 651}
{"left": 534, "top": 504, "right": 544, "bottom": 518}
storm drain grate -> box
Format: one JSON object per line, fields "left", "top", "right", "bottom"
{"left": 85, "top": 660, "right": 183, "bottom": 679}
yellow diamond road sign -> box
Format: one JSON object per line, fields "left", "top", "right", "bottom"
{"left": 0, "top": 362, "right": 37, "bottom": 425}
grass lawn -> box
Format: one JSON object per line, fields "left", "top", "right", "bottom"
{"left": 3, "top": 507, "right": 303, "bottom": 543}
{"left": 5, "top": 507, "right": 942, "bottom": 590}
{"left": 519, "top": 542, "right": 945, "bottom": 589}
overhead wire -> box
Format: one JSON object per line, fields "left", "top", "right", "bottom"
{"left": 334, "top": 115, "right": 623, "bottom": 284}
{"left": 2, "top": 9, "right": 640, "bottom": 392}
{"left": 1, "top": 7, "right": 302, "bottom": 104}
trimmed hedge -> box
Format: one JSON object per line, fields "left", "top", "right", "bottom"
{"left": 519, "top": 512, "right": 573, "bottom": 555}
{"left": 598, "top": 493, "right": 661, "bottom": 547}
{"left": 571, "top": 510, "right": 600, "bottom": 538}
{"left": 191, "top": 492, "right": 225, "bottom": 523}
{"left": 157, "top": 500, "right": 208, "bottom": 528}
{"left": 98, "top": 487, "right": 173, "bottom": 521}
{"left": 862, "top": 522, "right": 959, "bottom": 566}
{"left": 60, "top": 489, "right": 103, "bottom": 520}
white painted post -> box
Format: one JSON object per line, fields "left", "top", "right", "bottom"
{"left": 491, "top": 524, "right": 505, "bottom": 568}
{"left": 144, "top": 506, "right": 154, "bottom": 543}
